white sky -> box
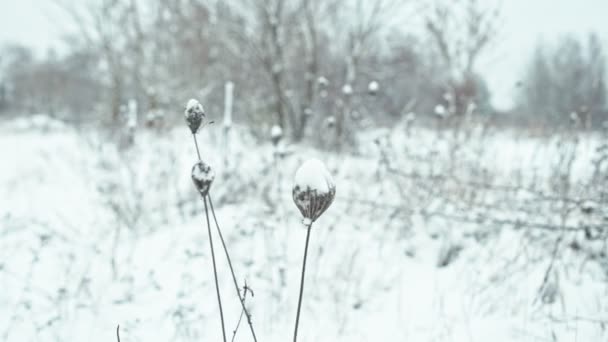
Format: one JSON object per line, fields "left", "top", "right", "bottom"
{"left": 1, "top": 0, "right": 607, "bottom": 110}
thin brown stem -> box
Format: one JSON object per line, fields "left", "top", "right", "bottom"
{"left": 231, "top": 282, "right": 250, "bottom": 342}
{"left": 204, "top": 196, "right": 227, "bottom": 342}
{"left": 193, "top": 133, "right": 202, "bottom": 161}
{"left": 293, "top": 222, "right": 313, "bottom": 342}
{"left": 209, "top": 196, "right": 259, "bottom": 342}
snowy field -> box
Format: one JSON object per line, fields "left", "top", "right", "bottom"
{"left": 1, "top": 115, "right": 607, "bottom": 342}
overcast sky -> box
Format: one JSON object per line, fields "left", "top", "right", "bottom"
{"left": 1, "top": 0, "right": 607, "bottom": 110}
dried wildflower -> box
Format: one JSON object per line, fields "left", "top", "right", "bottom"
{"left": 185, "top": 98, "right": 205, "bottom": 134}
{"left": 292, "top": 158, "right": 336, "bottom": 225}
{"left": 368, "top": 81, "right": 379, "bottom": 95}
{"left": 271, "top": 125, "right": 283, "bottom": 146}
{"left": 317, "top": 76, "right": 329, "bottom": 88}
{"left": 342, "top": 84, "right": 353, "bottom": 96}
{"left": 434, "top": 104, "right": 448, "bottom": 118}
{"left": 291, "top": 159, "right": 336, "bottom": 342}
{"left": 191, "top": 161, "right": 215, "bottom": 197}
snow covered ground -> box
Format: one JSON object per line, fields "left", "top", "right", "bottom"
{"left": 0, "top": 115, "right": 607, "bottom": 341}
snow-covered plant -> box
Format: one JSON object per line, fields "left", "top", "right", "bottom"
{"left": 434, "top": 104, "right": 448, "bottom": 118}
{"left": 341, "top": 84, "right": 353, "bottom": 96}
{"left": 367, "top": 81, "right": 379, "bottom": 96}
{"left": 184, "top": 98, "right": 258, "bottom": 342}
{"left": 271, "top": 124, "right": 283, "bottom": 146}
{"left": 184, "top": 98, "right": 205, "bottom": 134}
{"left": 191, "top": 161, "right": 215, "bottom": 197}
{"left": 317, "top": 76, "right": 329, "bottom": 88}
{"left": 293, "top": 159, "right": 336, "bottom": 225}
{"left": 291, "top": 158, "right": 336, "bottom": 342}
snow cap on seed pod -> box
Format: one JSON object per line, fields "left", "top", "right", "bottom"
{"left": 271, "top": 124, "right": 283, "bottom": 146}
{"left": 293, "top": 158, "right": 336, "bottom": 225}
{"left": 368, "top": 81, "right": 379, "bottom": 95}
{"left": 342, "top": 84, "right": 353, "bottom": 96}
{"left": 317, "top": 76, "right": 329, "bottom": 88}
{"left": 184, "top": 99, "right": 205, "bottom": 134}
{"left": 569, "top": 111, "right": 580, "bottom": 126}
{"left": 191, "top": 160, "right": 215, "bottom": 197}
{"left": 434, "top": 104, "right": 448, "bottom": 118}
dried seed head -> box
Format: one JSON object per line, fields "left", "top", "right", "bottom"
{"left": 317, "top": 76, "right": 329, "bottom": 88}
{"left": 570, "top": 111, "right": 580, "bottom": 125}
{"left": 292, "top": 159, "right": 336, "bottom": 224}
{"left": 368, "top": 81, "right": 379, "bottom": 95}
{"left": 191, "top": 161, "right": 215, "bottom": 197}
{"left": 434, "top": 104, "right": 447, "bottom": 118}
{"left": 185, "top": 99, "right": 205, "bottom": 134}
{"left": 342, "top": 84, "right": 353, "bottom": 96}
{"left": 271, "top": 125, "right": 283, "bottom": 145}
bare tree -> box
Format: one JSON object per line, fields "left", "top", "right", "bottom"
{"left": 55, "top": 0, "right": 135, "bottom": 122}
{"left": 425, "top": 0, "right": 501, "bottom": 116}
{"left": 332, "top": 0, "right": 405, "bottom": 147}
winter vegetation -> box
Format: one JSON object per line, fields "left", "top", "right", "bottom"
{"left": 1, "top": 0, "right": 608, "bottom": 341}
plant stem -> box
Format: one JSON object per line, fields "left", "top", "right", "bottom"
{"left": 193, "top": 133, "right": 202, "bottom": 161}
{"left": 293, "top": 222, "right": 313, "bottom": 342}
{"left": 209, "top": 195, "right": 259, "bottom": 342}
{"left": 231, "top": 283, "right": 249, "bottom": 342}
{"left": 204, "top": 196, "right": 227, "bottom": 342}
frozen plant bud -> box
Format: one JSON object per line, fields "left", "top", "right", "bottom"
{"left": 317, "top": 76, "right": 329, "bottom": 88}
{"left": 271, "top": 125, "right": 283, "bottom": 145}
{"left": 292, "top": 158, "right": 336, "bottom": 224}
{"left": 570, "top": 112, "right": 579, "bottom": 124}
{"left": 191, "top": 161, "right": 215, "bottom": 197}
{"left": 368, "top": 81, "right": 379, "bottom": 95}
{"left": 434, "top": 104, "right": 447, "bottom": 118}
{"left": 342, "top": 84, "right": 353, "bottom": 96}
{"left": 326, "top": 116, "right": 336, "bottom": 128}
{"left": 184, "top": 99, "right": 205, "bottom": 134}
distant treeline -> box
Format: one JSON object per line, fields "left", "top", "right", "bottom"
{"left": 0, "top": 0, "right": 606, "bottom": 136}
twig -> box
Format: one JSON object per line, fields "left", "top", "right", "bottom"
{"left": 208, "top": 196, "right": 259, "bottom": 342}
{"left": 534, "top": 227, "right": 566, "bottom": 305}
{"left": 203, "top": 197, "right": 228, "bottom": 342}
{"left": 116, "top": 325, "right": 120, "bottom": 342}
{"left": 231, "top": 281, "right": 251, "bottom": 342}
{"left": 293, "top": 222, "right": 313, "bottom": 342}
